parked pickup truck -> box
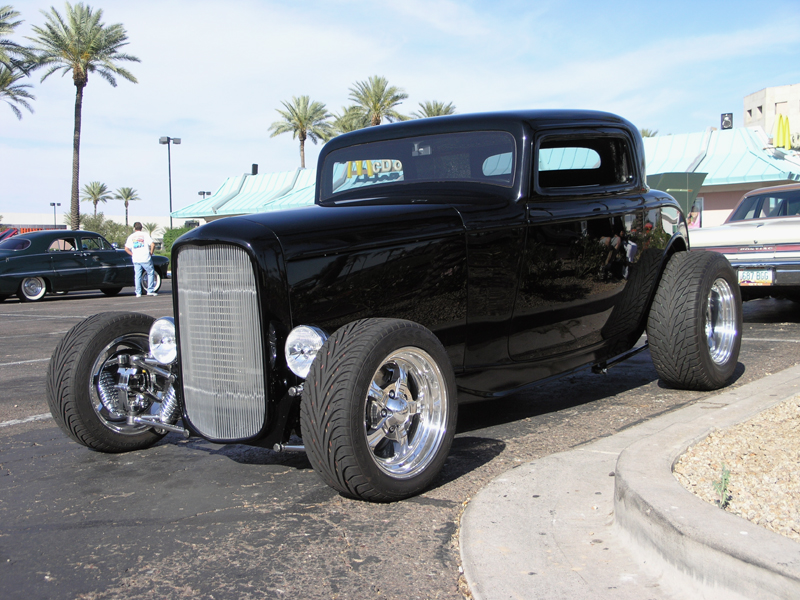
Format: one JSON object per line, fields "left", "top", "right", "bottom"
{"left": 47, "top": 110, "right": 742, "bottom": 502}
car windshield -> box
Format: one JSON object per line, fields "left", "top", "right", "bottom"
{"left": 320, "top": 131, "right": 516, "bottom": 201}
{"left": 729, "top": 189, "right": 800, "bottom": 221}
{"left": 0, "top": 237, "right": 31, "bottom": 251}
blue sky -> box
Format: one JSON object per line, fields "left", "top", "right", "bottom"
{"left": 3, "top": 0, "right": 800, "bottom": 222}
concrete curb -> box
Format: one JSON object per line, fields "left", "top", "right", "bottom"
{"left": 614, "top": 366, "right": 800, "bottom": 600}
{"left": 460, "top": 363, "right": 800, "bottom": 600}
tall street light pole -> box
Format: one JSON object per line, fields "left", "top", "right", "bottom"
{"left": 159, "top": 136, "right": 181, "bottom": 229}
{"left": 49, "top": 202, "right": 60, "bottom": 227}
{"left": 198, "top": 190, "right": 211, "bottom": 199}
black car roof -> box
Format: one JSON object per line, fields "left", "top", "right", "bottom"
{"left": 320, "top": 109, "right": 637, "bottom": 154}
{"left": 15, "top": 229, "right": 107, "bottom": 241}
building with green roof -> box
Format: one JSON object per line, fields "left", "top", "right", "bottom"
{"left": 173, "top": 126, "right": 800, "bottom": 230}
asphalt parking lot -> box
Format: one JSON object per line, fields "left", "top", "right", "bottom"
{"left": 1, "top": 287, "right": 799, "bottom": 600}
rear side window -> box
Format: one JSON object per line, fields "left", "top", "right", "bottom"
{"left": 321, "top": 131, "right": 516, "bottom": 201}
{"left": 0, "top": 238, "right": 31, "bottom": 250}
{"left": 536, "top": 134, "right": 634, "bottom": 193}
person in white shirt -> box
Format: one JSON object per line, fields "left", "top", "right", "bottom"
{"left": 124, "top": 222, "right": 157, "bottom": 297}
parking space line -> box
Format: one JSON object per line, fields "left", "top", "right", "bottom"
{"left": 0, "top": 413, "right": 52, "bottom": 428}
{"left": 742, "top": 337, "right": 800, "bottom": 343}
{"left": 0, "top": 358, "right": 50, "bottom": 367}
{"left": 0, "top": 314, "right": 90, "bottom": 320}
{"left": 3, "top": 331, "right": 69, "bottom": 338}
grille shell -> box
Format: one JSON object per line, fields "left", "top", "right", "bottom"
{"left": 176, "top": 243, "right": 266, "bottom": 440}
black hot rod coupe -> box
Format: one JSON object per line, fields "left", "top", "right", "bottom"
{"left": 46, "top": 110, "right": 742, "bottom": 501}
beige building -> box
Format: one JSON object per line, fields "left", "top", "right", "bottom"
{"left": 743, "top": 84, "right": 799, "bottom": 141}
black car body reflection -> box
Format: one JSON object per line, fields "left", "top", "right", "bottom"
{"left": 0, "top": 229, "right": 169, "bottom": 302}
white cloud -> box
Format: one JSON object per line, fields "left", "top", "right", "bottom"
{"left": 3, "top": 0, "right": 800, "bottom": 222}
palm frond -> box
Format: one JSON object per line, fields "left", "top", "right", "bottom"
{"left": 412, "top": 100, "right": 456, "bottom": 119}
{"left": 348, "top": 75, "right": 409, "bottom": 126}
{"left": 0, "top": 65, "right": 34, "bottom": 119}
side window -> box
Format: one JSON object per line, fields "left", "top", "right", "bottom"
{"left": 81, "top": 237, "right": 108, "bottom": 251}
{"left": 47, "top": 238, "right": 77, "bottom": 252}
{"left": 536, "top": 134, "right": 634, "bottom": 193}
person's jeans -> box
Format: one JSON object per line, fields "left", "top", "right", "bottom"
{"left": 134, "top": 260, "right": 156, "bottom": 294}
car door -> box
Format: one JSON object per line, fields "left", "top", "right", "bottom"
{"left": 510, "top": 129, "right": 646, "bottom": 363}
{"left": 47, "top": 236, "right": 88, "bottom": 290}
{"left": 79, "top": 234, "right": 130, "bottom": 287}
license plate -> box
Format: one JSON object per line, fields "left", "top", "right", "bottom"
{"left": 738, "top": 269, "right": 773, "bottom": 286}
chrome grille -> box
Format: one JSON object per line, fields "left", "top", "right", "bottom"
{"left": 176, "top": 244, "right": 266, "bottom": 440}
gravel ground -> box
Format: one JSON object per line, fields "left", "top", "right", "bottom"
{"left": 674, "top": 394, "right": 800, "bottom": 542}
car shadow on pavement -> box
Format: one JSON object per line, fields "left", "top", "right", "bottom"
{"left": 157, "top": 433, "right": 314, "bottom": 470}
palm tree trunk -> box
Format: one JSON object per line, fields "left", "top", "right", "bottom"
{"left": 125, "top": 201, "right": 129, "bottom": 226}
{"left": 300, "top": 138, "right": 306, "bottom": 169}
{"left": 71, "top": 84, "right": 85, "bottom": 230}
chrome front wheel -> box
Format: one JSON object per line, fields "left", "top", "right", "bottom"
{"left": 46, "top": 312, "right": 167, "bottom": 452}
{"left": 301, "top": 319, "right": 458, "bottom": 502}
{"left": 364, "top": 347, "right": 448, "bottom": 479}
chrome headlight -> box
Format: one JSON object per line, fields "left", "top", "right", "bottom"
{"left": 149, "top": 317, "right": 177, "bottom": 365}
{"left": 285, "top": 325, "right": 328, "bottom": 379}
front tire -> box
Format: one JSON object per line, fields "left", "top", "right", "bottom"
{"left": 647, "top": 251, "right": 742, "bottom": 390}
{"left": 301, "top": 319, "right": 457, "bottom": 502}
{"left": 46, "top": 311, "right": 167, "bottom": 452}
{"left": 17, "top": 276, "right": 47, "bottom": 302}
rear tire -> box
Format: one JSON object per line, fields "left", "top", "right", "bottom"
{"left": 301, "top": 319, "right": 457, "bottom": 502}
{"left": 17, "top": 276, "right": 47, "bottom": 302}
{"left": 647, "top": 251, "right": 741, "bottom": 390}
{"left": 46, "top": 312, "right": 166, "bottom": 452}
{"left": 142, "top": 270, "right": 162, "bottom": 293}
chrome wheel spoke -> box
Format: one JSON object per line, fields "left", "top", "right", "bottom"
{"left": 366, "top": 420, "right": 390, "bottom": 448}
{"left": 363, "top": 347, "right": 448, "bottom": 479}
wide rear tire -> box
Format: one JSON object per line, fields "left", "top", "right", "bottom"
{"left": 301, "top": 319, "right": 457, "bottom": 502}
{"left": 647, "top": 251, "right": 742, "bottom": 390}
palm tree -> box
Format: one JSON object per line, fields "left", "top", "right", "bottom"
{"left": 0, "top": 5, "right": 27, "bottom": 71}
{"left": 327, "top": 105, "right": 370, "bottom": 138}
{"left": 113, "top": 186, "right": 139, "bottom": 226}
{"left": 640, "top": 128, "right": 659, "bottom": 138}
{"left": 348, "top": 75, "right": 409, "bottom": 127}
{"left": 0, "top": 64, "right": 33, "bottom": 118}
{"left": 412, "top": 100, "right": 456, "bottom": 119}
{"left": 142, "top": 222, "right": 160, "bottom": 237}
{"left": 27, "top": 3, "right": 139, "bottom": 230}
{"left": 269, "top": 95, "right": 332, "bottom": 169}
{"left": 81, "top": 180, "right": 112, "bottom": 216}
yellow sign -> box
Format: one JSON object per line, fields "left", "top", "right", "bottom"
{"left": 346, "top": 160, "right": 403, "bottom": 179}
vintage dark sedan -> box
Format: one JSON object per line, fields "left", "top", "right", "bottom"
{"left": 47, "top": 110, "right": 742, "bottom": 502}
{"left": 0, "top": 229, "right": 169, "bottom": 302}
